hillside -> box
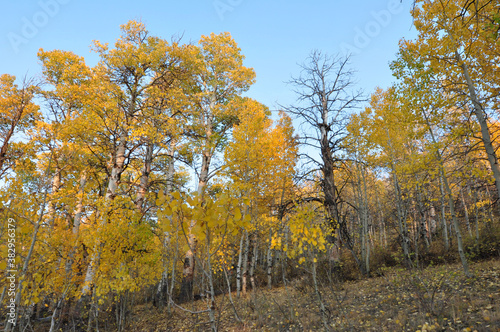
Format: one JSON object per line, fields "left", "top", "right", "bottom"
{"left": 121, "top": 259, "right": 500, "bottom": 331}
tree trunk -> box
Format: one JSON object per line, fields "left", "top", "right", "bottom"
{"left": 105, "top": 131, "right": 127, "bottom": 201}
{"left": 179, "top": 242, "right": 195, "bottom": 302}
{"left": 49, "top": 297, "right": 64, "bottom": 332}
{"left": 460, "top": 187, "right": 472, "bottom": 237}
{"left": 47, "top": 166, "right": 61, "bottom": 228}
{"left": 361, "top": 164, "right": 370, "bottom": 276}
{"left": 392, "top": 171, "right": 411, "bottom": 267}
{"left": 135, "top": 142, "right": 153, "bottom": 213}
{"left": 66, "top": 171, "right": 87, "bottom": 276}
{"left": 472, "top": 181, "right": 480, "bottom": 243}
{"left": 180, "top": 111, "right": 214, "bottom": 302}
{"left": 455, "top": 50, "right": 500, "bottom": 213}
{"left": 376, "top": 195, "right": 386, "bottom": 247}
{"left": 236, "top": 232, "right": 244, "bottom": 297}
{"left": 157, "top": 140, "right": 175, "bottom": 310}
{"left": 320, "top": 123, "right": 341, "bottom": 253}
{"left": 415, "top": 183, "right": 430, "bottom": 248}
{"left": 423, "top": 110, "right": 470, "bottom": 276}
{"left": 485, "top": 185, "right": 495, "bottom": 224}
{"left": 222, "top": 264, "right": 242, "bottom": 323}
{"left": 267, "top": 229, "right": 273, "bottom": 289}
{"left": 82, "top": 132, "right": 128, "bottom": 296}
{"left": 167, "top": 233, "right": 178, "bottom": 313}
{"left": 438, "top": 177, "right": 450, "bottom": 251}
{"left": 205, "top": 231, "right": 218, "bottom": 332}
{"left": 249, "top": 234, "right": 257, "bottom": 291}
{"left": 384, "top": 127, "right": 411, "bottom": 267}
{"left": 441, "top": 169, "right": 471, "bottom": 276}
{"left": 73, "top": 172, "right": 87, "bottom": 235}
{"left": 241, "top": 230, "right": 249, "bottom": 296}
{"left": 312, "top": 254, "right": 330, "bottom": 332}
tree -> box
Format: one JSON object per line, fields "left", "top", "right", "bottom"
{"left": 0, "top": 75, "right": 39, "bottom": 179}
{"left": 179, "top": 32, "right": 255, "bottom": 301}
{"left": 409, "top": 0, "right": 500, "bottom": 211}
{"left": 285, "top": 50, "right": 363, "bottom": 265}
{"left": 223, "top": 99, "right": 298, "bottom": 293}
{"left": 390, "top": 46, "right": 472, "bottom": 275}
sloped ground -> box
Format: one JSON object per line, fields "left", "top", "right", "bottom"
{"left": 128, "top": 259, "right": 499, "bottom": 331}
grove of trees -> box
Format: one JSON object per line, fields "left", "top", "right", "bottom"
{"left": 1, "top": 0, "right": 499, "bottom": 331}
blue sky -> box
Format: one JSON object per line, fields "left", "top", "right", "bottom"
{"left": 2, "top": 0, "right": 417, "bottom": 111}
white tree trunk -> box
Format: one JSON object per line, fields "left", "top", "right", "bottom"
{"left": 241, "top": 230, "right": 249, "bottom": 296}
{"left": 236, "top": 232, "right": 244, "bottom": 297}
{"left": 456, "top": 50, "right": 500, "bottom": 211}
{"left": 266, "top": 229, "right": 273, "bottom": 289}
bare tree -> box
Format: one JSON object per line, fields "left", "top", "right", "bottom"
{"left": 284, "top": 51, "right": 364, "bottom": 264}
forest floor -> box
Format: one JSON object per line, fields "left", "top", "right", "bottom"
{"left": 127, "top": 258, "right": 500, "bottom": 332}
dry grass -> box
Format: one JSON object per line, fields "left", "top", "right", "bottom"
{"left": 126, "top": 259, "right": 500, "bottom": 331}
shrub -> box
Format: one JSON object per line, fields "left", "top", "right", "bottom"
{"left": 464, "top": 224, "right": 500, "bottom": 261}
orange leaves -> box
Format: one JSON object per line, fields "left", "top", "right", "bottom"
{"left": 0, "top": 74, "right": 40, "bottom": 175}
{"left": 282, "top": 203, "right": 327, "bottom": 262}
{"left": 224, "top": 98, "right": 297, "bottom": 204}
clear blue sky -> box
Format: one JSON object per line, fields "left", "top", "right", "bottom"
{"left": 2, "top": 0, "right": 417, "bottom": 110}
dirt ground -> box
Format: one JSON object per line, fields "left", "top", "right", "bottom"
{"left": 127, "top": 259, "right": 499, "bottom": 331}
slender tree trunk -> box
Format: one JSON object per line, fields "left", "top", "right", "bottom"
{"left": 267, "top": 229, "right": 273, "bottom": 289}
{"left": 165, "top": 139, "right": 175, "bottom": 194}
{"left": 157, "top": 140, "right": 175, "bottom": 310}
{"left": 236, "top": 232, "right": 244, "bottom": 297}
{"left": 392, "top": 171, "right": 411, "bottom": 267}
{"left": 47, "top": 166, "right": 61, "bottom": 228}
{"left": 438, "top": 177, "right": 450, "bottom": 250}
{"left": 472, "top": 181, "right": 480, "bottom": 243}
{"left": 414, "top": 207, "right": 420, "bottom": 269}
{"left": 455, "top": 50, "right": 500, "bottom": 212}
{"left": 460, "top": 187, "right": 472, "bottom": 237}
{"left": 49, "top": 297, "right": 64, "bottom": 332}
{"left": 0, "top": 286, "right": 5, "bottom": 306}
{"left": 205, "top": 231, "right": 218, "bottom": 332}
{"left": 73, "top": 172, "right": 87, "bottom": 235}
{"left": 135, "top": 142, "right": 153, "bottom": 213}
{"left": 485, "top": 185, "right": 495, "bottom": 224}
{"left": 357, "top": 162, "right": 370, "bottom": 275}
{"left": 66, "top": 171, "right": 87, "bottom": 277}
{"left": 384, "top": 128, "right": 411, "bottom": 267}
{"left": 422, "top": 109, "right": 470, "bottom": 276}
{"left": 312, "top": 254, "right": 330, "bottom": 332}
{"left": 222, "top": 264, "right": 242, "bottom": 323}
{"left": 241, "top": 230, "right": 250, "bottom": 296}
{"left": 415, "top": 183, "right": 430, "bottom": 248}
{"left": 249, "top": 234, "right": 257, "bottom": 291}
{"left": 441, "top": 169, "right": 471, "bottom": 276}
{"left": 167, "top": 233, "right": 178, "bottom": 313}
{"left": 376, "top": 196, "right": 386, "bottom": 247}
